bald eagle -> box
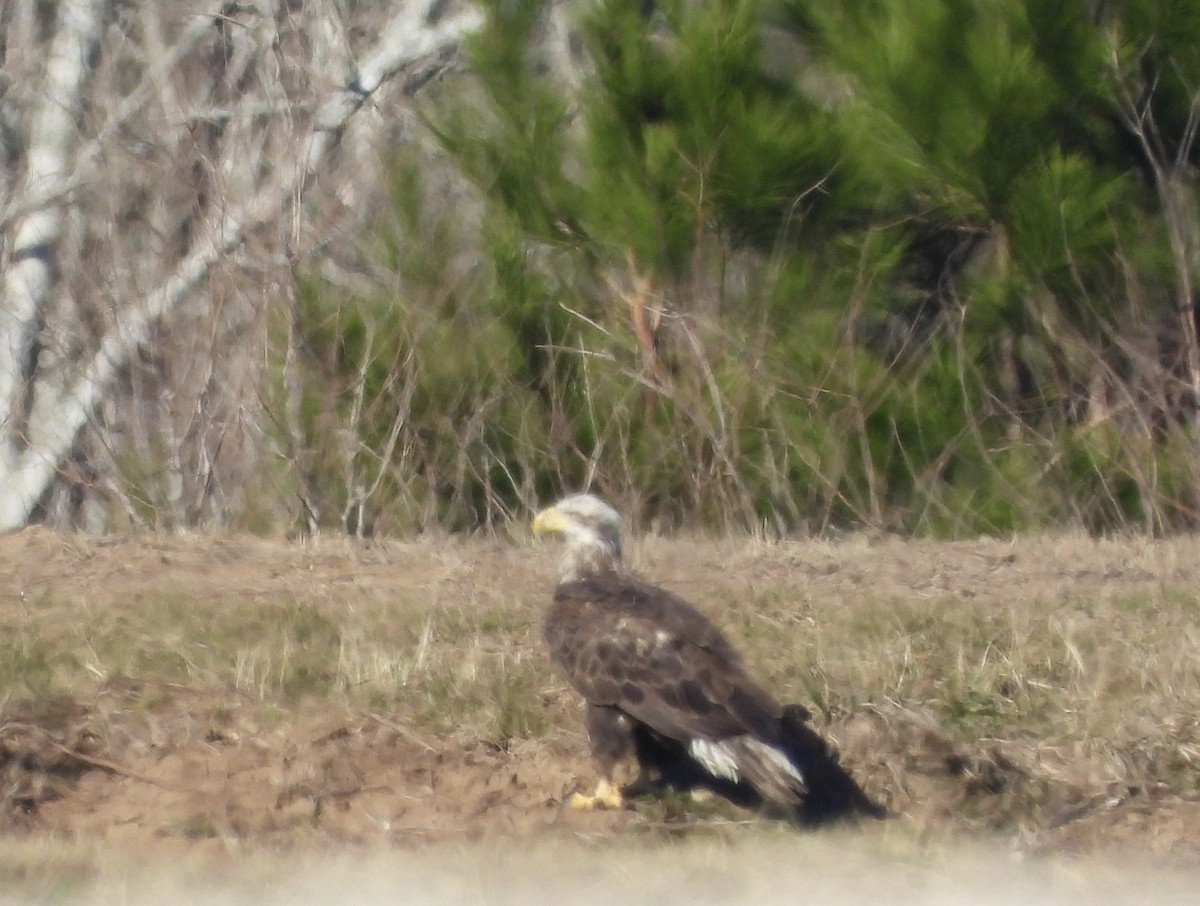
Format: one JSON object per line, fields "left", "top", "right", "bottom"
{"left": 533, "top": 493, "right": 882, "bottom": 823}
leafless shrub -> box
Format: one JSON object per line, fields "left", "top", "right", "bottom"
{"left": 0, "top": 0, "right": 480, "bottom": 532}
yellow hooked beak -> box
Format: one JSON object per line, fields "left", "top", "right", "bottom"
{"left": 532, "top": 505, "right": 567, "bottom": 537}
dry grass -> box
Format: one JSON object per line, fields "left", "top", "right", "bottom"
{"left": 1, "top": 527, "right": 1200, "bottom": 890}
{"left": 0, "top": 532, "right": 547, "bottom": 741}
{"left": 650, "top": 533, "right": 1200, "bottom": 764}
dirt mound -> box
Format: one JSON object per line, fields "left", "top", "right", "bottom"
{"left": 1, "top": 697, "right": 108, "bottom": 828}
{"left": 2, "top": 689, "right": 1189, "bottom": 865}
{"left": 835, "top": 704, "right": 1062, "bottom": 827}
{"left": 4, "top": 684, "right": 622, "bottom": 847}
{"left": 2, "top": 527, "right": 1200, "bottom": 868}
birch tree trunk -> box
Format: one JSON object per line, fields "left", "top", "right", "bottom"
{"left": 0, "top": 0, "right": 481, "bottom": 531}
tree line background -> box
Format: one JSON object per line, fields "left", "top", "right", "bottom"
{"left": 3, "top": 0, "right": 1198, "bottom": 537}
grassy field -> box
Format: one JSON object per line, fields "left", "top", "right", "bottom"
{"left": 2, "top": 527, "right": 1200, "bottom": 900}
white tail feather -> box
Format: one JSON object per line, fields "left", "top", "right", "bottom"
{"left": 688, "top": 739, "right": 741, "bottom": 782}
{"left": 689, "top": 736, "right": 807, "bottom": 805}
{"left": 742, "top": 737, "right": 805, "bottom": 787}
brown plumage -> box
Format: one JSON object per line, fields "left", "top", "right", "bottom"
{"left": 533, "top": 493, "right": 882, "bottom": 822}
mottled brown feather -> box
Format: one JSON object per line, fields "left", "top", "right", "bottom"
{"left": 544, "top": 574, "right": 786, "bottom": 746}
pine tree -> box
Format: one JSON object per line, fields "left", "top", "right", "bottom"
{"left": 382, "top": 0, "right": 1200, "bottom": 532}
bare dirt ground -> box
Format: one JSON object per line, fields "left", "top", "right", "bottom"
{"left": 2, "top": 528, "right": 1200, "bottom": 900}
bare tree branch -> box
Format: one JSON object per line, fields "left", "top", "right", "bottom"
{"left": 0, "top": 1, "right": 482, "bottom": 531}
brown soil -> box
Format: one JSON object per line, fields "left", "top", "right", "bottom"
{"left": 2, "top": 528, "right": 1200, "bottom": 871}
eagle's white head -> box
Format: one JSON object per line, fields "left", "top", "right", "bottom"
{"left": 532, "top": 493, "right": 624, "bottom": 582}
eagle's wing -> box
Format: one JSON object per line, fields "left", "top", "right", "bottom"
{"left": 546, "top": 577, "right": 784, "bottom": 745}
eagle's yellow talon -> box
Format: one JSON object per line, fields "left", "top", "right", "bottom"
{"left": 568, "top": 779, "right": 624, "bottom": 811}
{"left": 596, "top": 779, "right": 624, "bottom": 809}
{"left": 567, "top": 792, "right": 595, "bottom": 810}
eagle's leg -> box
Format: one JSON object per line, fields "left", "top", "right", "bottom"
{"left": 569, "top": 705, "right": 633, "bottom": 810}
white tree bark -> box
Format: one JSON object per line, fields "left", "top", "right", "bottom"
{"left": 0, "top": 0, "right": 482, "bottom": 531}
{"left": 0, "top": 0, "right": 105, "bottom": 460}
